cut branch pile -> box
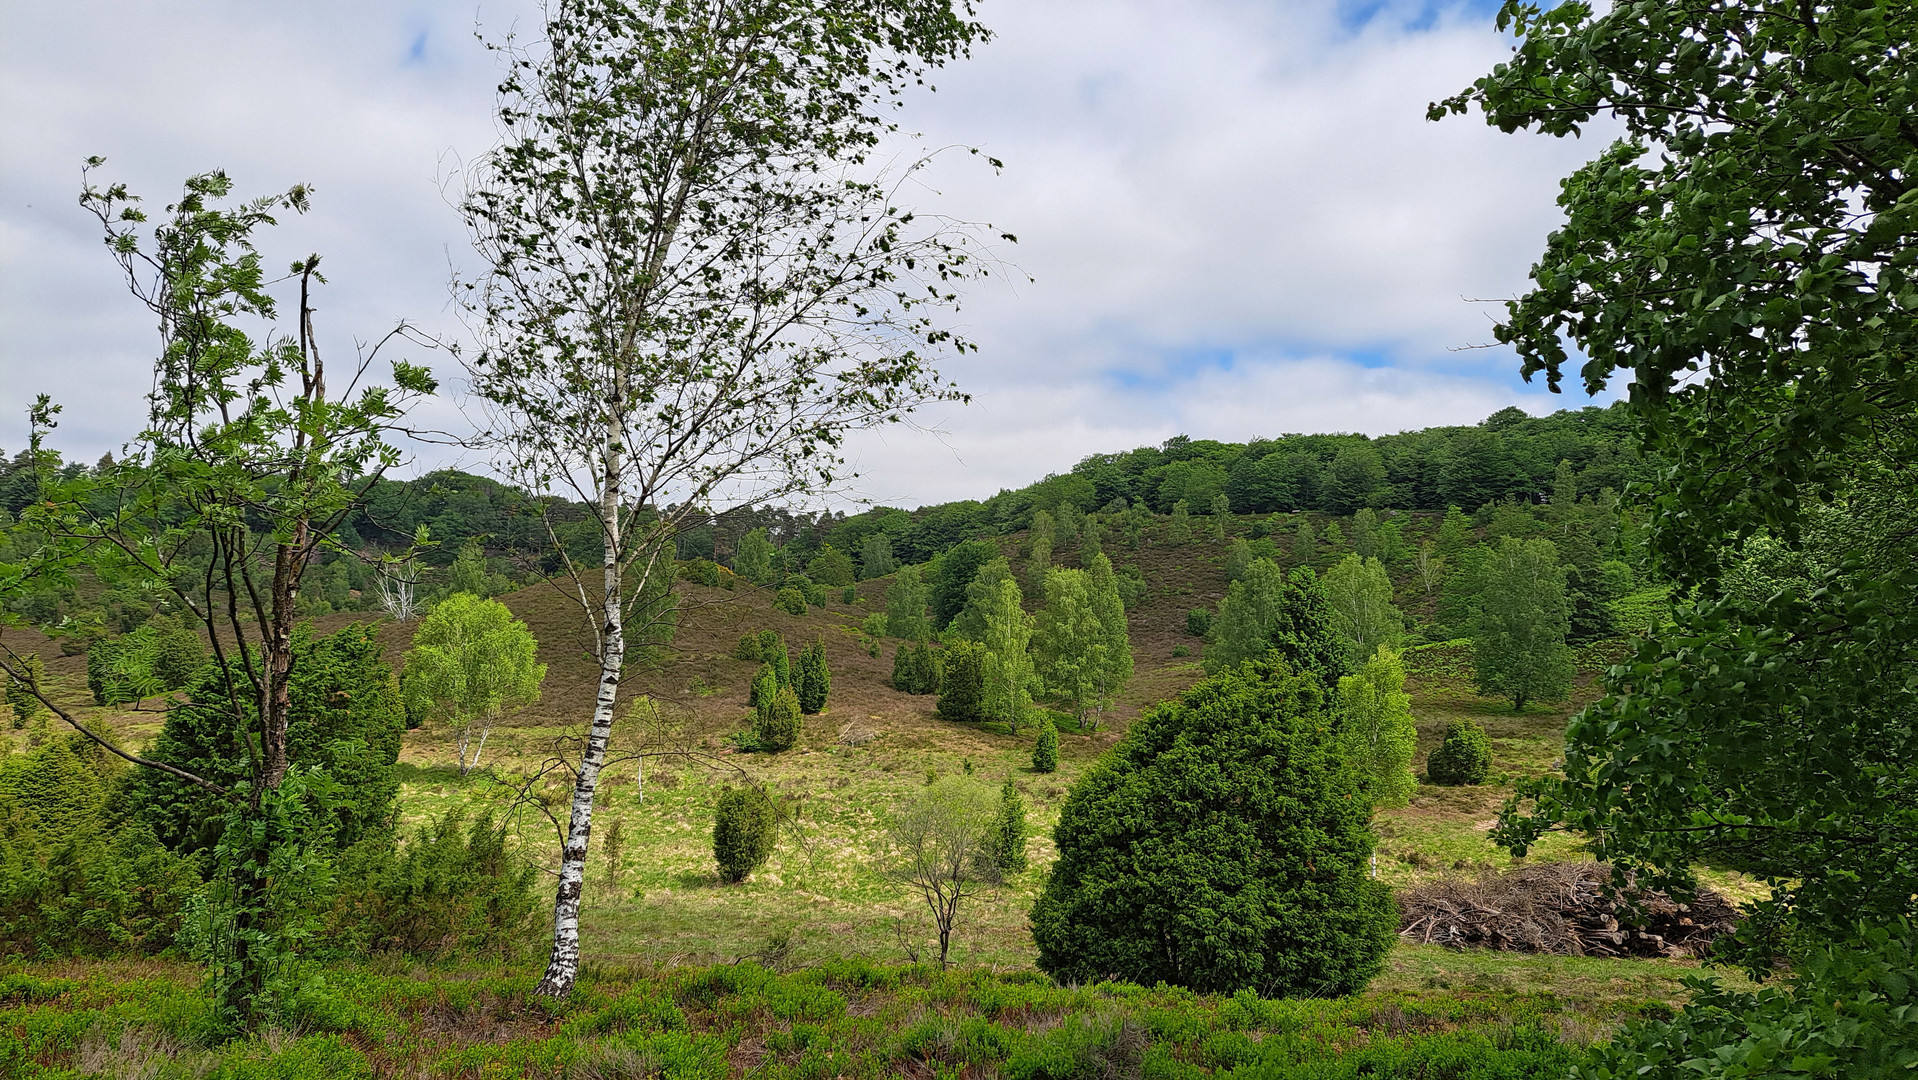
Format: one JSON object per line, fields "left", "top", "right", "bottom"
{"left": 1397, "top": 862, "right": 1739, "bottom": 959}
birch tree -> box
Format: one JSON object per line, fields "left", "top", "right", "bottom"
{"left": 459, "top": 0, "right": 998, "bottom": 998}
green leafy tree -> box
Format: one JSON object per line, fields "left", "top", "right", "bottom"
{"left": 1030, "top": 658, "right": 1396, "bottom": 995}
{"left": 401, "top": 592, "right": 548, "bottom": 776}
{"left": 930, "top": 540, "right": 1000, "bottom": 630}
{"left": 887, "top": 777, "right": 996, "bottom": 967}
{"left": 1321, "top": 554, "right": 1403, "bottom": 668}
{"left": 1224, "top": 537, "right": 1256, "bottom": 583}
{"left": 937, "top": 640, "right": 986, "bottom": 723}
{"left": 713, "top": 788, "right": 777, "bottom": 883}
{"left": 1208, "top": 492, "right": 1230, "bottom": 542}
{"left": 948, "top": 556, "right": 1015, "bottom": 642}
{"left": 1166, "top": 500, "right": 1192, "bottom": 544}
{"left": 1438, "top": 0, "right": 1918, "bottom": 960}
{"left": 1425, "top": 721, "right": 1491, "bottom": 786}
{"left": 989, "top": 778, "right": 1029, "bottom": 875}
{"left": 1025, "top": 511, "right": 1053, "bottom": 593}
{"left": 1433, "top": 506, "right": 1472, "bottom": 557}
{"left": 1033, "top": 568, "right": 1103, "bottom": 722}
{"left": 885, "top": 564, "right": 931, "bottom": 642}
{"left": 1205, "top": 561, "right": 1348, "bottom": 688}
{"left": 977, "top": 578, "right": 1034, "bottom": 732}
{"left": 807, "top": 545, "right": 855, "bottom": 587}
{"left": 857, "top": 533, "right": 897, "bottom": 581}
{"left": 1032, "top": 717, "right": 1059, "bottom": 773}
{"left": 1338, "top": 647, "right": 1417, "bottom": 811}
{"left": 0, "top": 168, "right": 434, "bottom": 1032}
{"left": 1350, "top": 508, "right": 1379, "bottom": 560}
{"left": 1080, "top": 555, "right": 1133, "bottom": 729}
{"left": 1079, "top": 516, "right": 1103, "bottom": 561}
{"left": 1322, "top": 520, "right": 1346, "bottom": 552}
{"left": 1470, "top": 538, "right": 1573, "bottom": 711}
{"left": 734, "top": 529, "right": 775, "bottom": 585}
{"left": 448, "top": 539, "right": 510, "bottom": 598}
{"left": 1292, "top": 519, "right": 1316, "bottom": 564}
{"left": 794, "top": 641, "right": 829, "bottom": 715}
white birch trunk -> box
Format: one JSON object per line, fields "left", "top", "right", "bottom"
{"left": 534, "top": 414, "right": 626, "bottom": 999}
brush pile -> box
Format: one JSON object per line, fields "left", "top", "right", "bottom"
{"left": 1397, "top": 862, "right": 1739, "bottom": 958}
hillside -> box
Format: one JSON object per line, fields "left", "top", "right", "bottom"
{"left": 3, "top": 503, "right": 1751, "bottom": 980}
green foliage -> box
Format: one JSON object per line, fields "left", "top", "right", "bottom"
{"left": 1184, "top": 607, "right": 1211, "bottom": 637}
{"left": 975, "top": 577, "right": 1033, "bottom": 731}
{"left": 1166, "top": 499, "right": 1192, "bottom": 544}
{"left": 89, "top": 618, "right": 202, "bottom": 706}
{"left": 1031, "top": 658, "right": 1396, "bottom": 995}
{"left": 808, "top": 545, "right": 855, "bottom": 588}
{"left": 1322, "top": 520, "right": 1346, "bottom": 552}
{"left": 989, "top": 780, "right": 1029, "bottom": 875}
{"left": 713, "top": 788, "right": 777, "bottom": 884}
{"left": 1577, "top": 921, "right": 1918, "bottom": 1080}
{"left": 858, "top": 532, "right": 897, "bottom": 580}
{"left": 841, "top": 585, "right": 856, "bottom": 605}
{"left": 1426, "top": 721, "right": 1491, "bottom": 787}
{"left": 326, "top": 808, "right": 538, "bottom": 959}
{"left": 947, "top": 556, "right": 1013, "bottom": 642}
{"left": 930, "top": 540, "right": 1000, "bottom": 630}
{"left": 733, "top": 633, "right": 763, "bottom": 661}
{"left": 1321, "top": 554, "right": 1403, "bottom": 668}
{"left": 448, "top": 539, "right": 512, "bottom": 598}
{"left": 132, "top": 624, "right": 405, "bottom": 856}
{"left": 1449, "top": 0, "right": 1918, "bottom": 967}
{"left": 679, "top": 557, "right": 722, "bottom": 587}
{"left": 936, "top": 640, "right": 986, "bottom": 723}
{"left": 884, "top": 564, "right": 931, "bottom": 642}
{"left": 1338, "top": 647, "right": 1418, "bottom": 810}
{"left": 1223, "top": 537, "right": 1252, "bottom": 582}
{"left": 754, "top": 686, "right": 802, "bottom": 753}
{"left": 0, "top": 812, "right": 202, "bottom": 961}
{"left": 734, "top": 529, "right": 775, "bottom": 585}
{"left": 401, "top": 593, "right": 546, "bottom": 775}
{"left": 4, "top": 654, "right": 46, "bottom": 725}
{"left": 1292, "top": 519, "right": 1316, "bottom": 564}
{"left": 774, "top": 586, "right": 808, "bottom": 617}
{"left": 1032, "top": 718, "right": 1059, "bottom": 774}
{"left": 1204, "top": 561, "right": 1348, "bottom": 688}
{"left": 759, "top": 630, "right": 789, "bottom": 686}
{"left": 1470, "top": 538, "right": 1574, "bottom": 711}
{"left": 749, "top": 663, "right": 779, "bottom": 712}
{"left": 793, "top": 641, "right": 829, "bottom": 716}
{"left": 892, "top": 640, "right": 939, "bottom": 696}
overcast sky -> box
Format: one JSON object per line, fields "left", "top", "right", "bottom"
{"left": 0, "top": 0, "right": 1612, "bottom": 510}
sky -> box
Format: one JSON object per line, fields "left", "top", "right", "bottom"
{"left": 0, "top": 0, "right": 1615, "bottom": 511}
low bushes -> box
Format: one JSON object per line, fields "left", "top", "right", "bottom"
{"left": 713, "top": 789, "right": 778, "bottom": 883}
{"left": 1426, "top": 720, "right": 1491, "bottom": 786}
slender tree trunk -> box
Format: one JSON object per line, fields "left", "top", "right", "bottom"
{"left": 535, "top": 411, "right": 626, "bottom": 999}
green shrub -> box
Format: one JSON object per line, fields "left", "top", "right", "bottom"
{"left": 989, "top": 780, "right": 1029, "bottom": 875}
{"left": 842, "top": 585, "right": 858, "bottom": 605}
{"left": 775, "top": 587, "right": 809, "bottom": 616}
{"left": 800, "top": 580, "right": 828, "bottom": 608}
{"left": 1425, "top": 720, "right": 1491, "bottom": 786}
{"left": 4, "top": 654, "right": 47, "bottom": 724}
{"left": 1032, "top": 719, "right": 1059, "bottom": 774}
{"left": 794, "top": 642, "right": 829, "bottom": 715}
{"left": 1172, "top": 644, "right": 1190, "bottom": 657}
{"left": 1588, "top": 920, "right": 1918, "bottom": 1080}
{"left": 1185, "top": 608, "right": 1211, "bottom": 637}
{"left": 713, "top": 788, "right": 777, "bottom": 883}
{"left": 679, "top": 559, "right": 721, "bottom": 586}
{"left": 733, "top": 633, "right": 763, "bottom": 662}
{"left": 1030, "top": 658, "right": 1396, "bottom": 996}
{"left": 755, "top": 687, "right": 801, "bottom": 752}
{"left": 748, "top": 664, "right": 778, "bottom": 711}
{"left": 937, "top": 641, "right": 986, "bottom": 723}
{"left": 325, "top": 809, "right": 538, "bottom": 958}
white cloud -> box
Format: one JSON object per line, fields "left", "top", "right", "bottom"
{"left": 0, "top": 0, "right": 1611, "bottom": 506}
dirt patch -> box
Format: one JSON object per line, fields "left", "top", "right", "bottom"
{"left": 1398, "top": 862, "right": 1739, "bottom": 959}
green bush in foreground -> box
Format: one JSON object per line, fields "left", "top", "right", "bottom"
{"left": 1031, "top": 657, "right": 1396, "bottom": 996}
{"left": 712, "top": 788, "right": 777, "bottom": 884}
{"left": 0, "top": 960, "right": 1601, "bottom": 1078}
{"left": 1580, "top": 921, "right": 1918, "bottom": 1080}
{"left": 1032, "top": 718, "right": 1059, "bottom": 773}
{"left": 1426, "top": 720, "right": 1491, "bottom": 786}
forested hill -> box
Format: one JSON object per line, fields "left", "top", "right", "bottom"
{"left": 0, "top": 401, "right": 1643, "bottom": 626}
{"left": 799, "top": 402, "right": 1645, "bottom": 568}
